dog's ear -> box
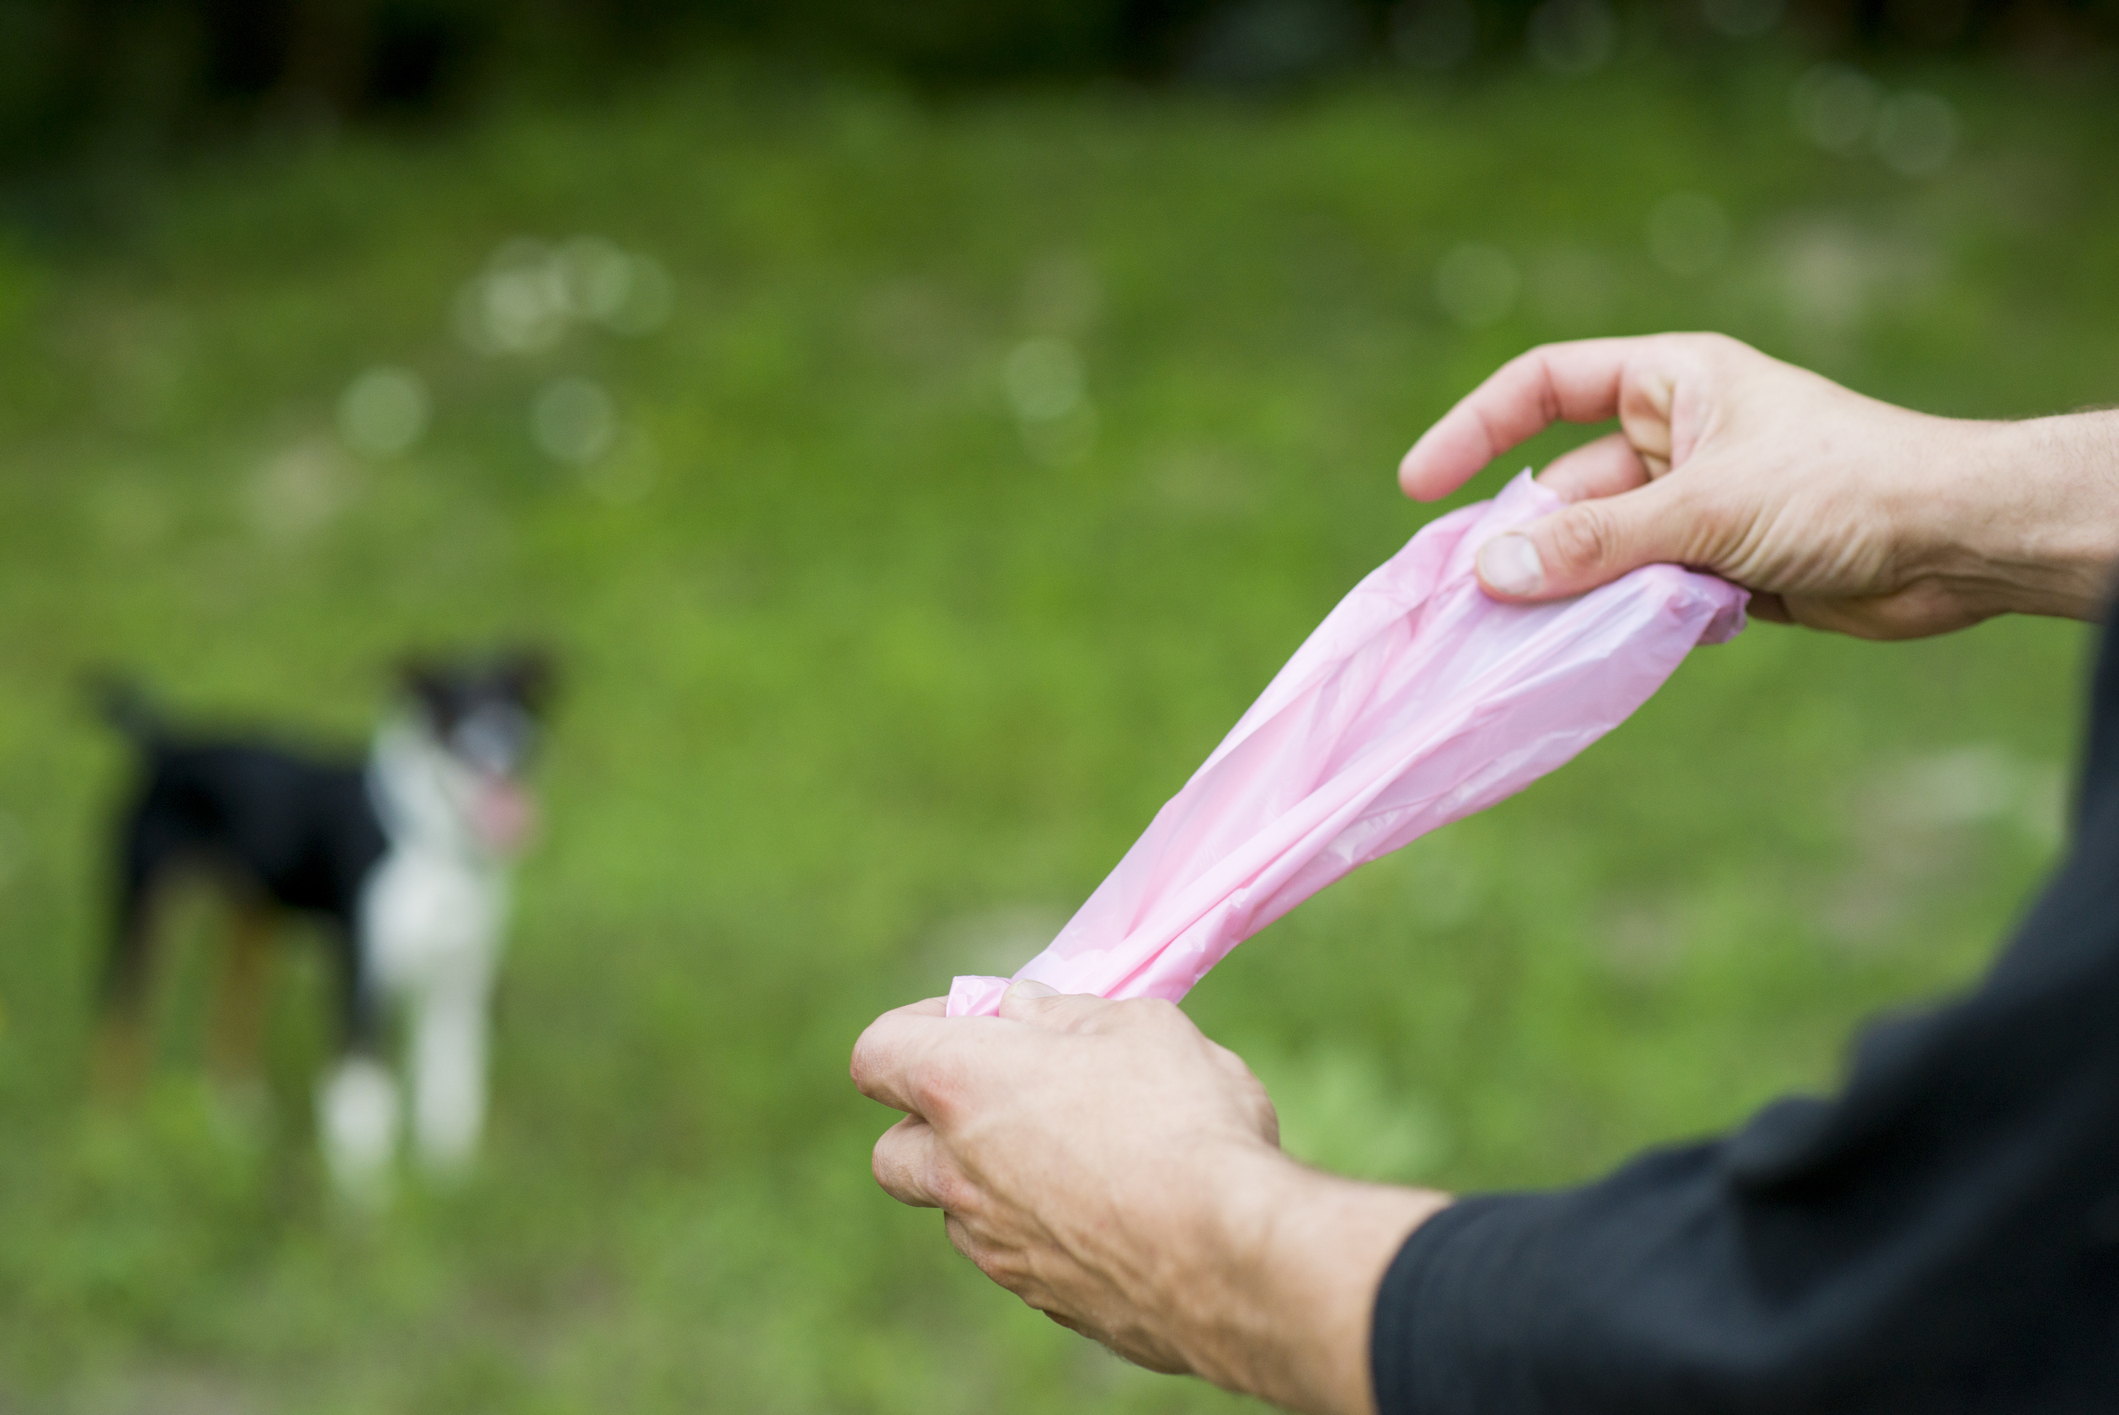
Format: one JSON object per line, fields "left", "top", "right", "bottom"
{"left": 498, "top": 648, "right": 557, "bottom": 717}
{"left": 394, "top": 656, "right": 453, "bottom": 723}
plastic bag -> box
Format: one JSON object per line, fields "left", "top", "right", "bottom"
{"left": 946, "top": 472, "right": 1746, "bottom": 1017}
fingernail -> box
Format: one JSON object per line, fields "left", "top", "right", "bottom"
{"left": 1006, "top": 979, "right": 1059, "bottom": 1000}
{"left": 1477, "top": 534, "right": 1544, "bottom": 596}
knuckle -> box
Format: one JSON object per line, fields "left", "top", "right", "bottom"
{"left": 847, "top": 1035, "right": 876, "bottom": 1088}
{"left": 1101, "top": 999, "right": 1152, "bottom": 1033}
{"left": 929, "top": 1166, "right": 978, "bottom": 1215}
{"left": 872, "top": 1130, "right": 924, "bottom": 1201}
{"left": 908, "top": 1054, "right": 969, "bottom": 1123}
{"left": 945, "top": 1215, "right": 1022, "bottom": 1288}
{"left": 943, "top": 1213, "right": 983, "bottom": 1260}
{"left": 1122, "top": 996, "right": 1197, "bottom": 1043}
{"left": 1241, "top": 1071, "right": 1273, "bottom": 1109}
{"left": 1649, "top": 475, "right": 1725, "bottom": 562}
{"left": 1656, "top": 469, "right": 1710, "bottom": 522}
{"left": 1210, "top": 1042, "right": 1264, "bottom": 1089}
{"left": 1108, "top": 996, "right": 1170, "bottom": 1030}
{"left": 1522, "top": 345, "right": 1565, "bottom": 420}
{"left": 1546, "top": 504, "right": 1620, "bottom": 573}
{"left": 1676, "top": 331, "right": 1747, "bottom": 385}
{"left": 972, "top": 1244, "right": 1021, "bottom": 1286}
{"left": 1242, "top": 1076, "right": 1280, "bottom": 1134}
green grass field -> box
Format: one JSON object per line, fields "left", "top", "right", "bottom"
{"left": 0, "top": 52, "right": 2114, "bottom": 1411}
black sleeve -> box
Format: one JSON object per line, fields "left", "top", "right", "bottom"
{"left": 1372, "top": 613, "right": 2119, "bottom": 1415}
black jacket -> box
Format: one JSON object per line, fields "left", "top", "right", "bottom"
{"left": 1374, "top": 612, "right": 2119, "bottom": 1413}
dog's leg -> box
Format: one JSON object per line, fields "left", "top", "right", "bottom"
{"left": 317, "top": 1053, "right": 399, "bottom": 1206}
{"left": 92, "top": 856, "right": 161, "bottom": 1097}
{"left": 317, "top": 927, "right": 397, "bottom": 1204}
{"left": 408, "top": 962, "right": 490, "bottom": 1177}
{"left": 209, "top": 900, "right": 274, "bottom": 1086}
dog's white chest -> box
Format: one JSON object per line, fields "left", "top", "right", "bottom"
{"left": 362, "top": 846, "right": 506, "bottom": 990}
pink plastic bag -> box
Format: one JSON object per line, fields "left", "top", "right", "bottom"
{"left": 946, "top": 472, "right": 1746, "bottom": 1017}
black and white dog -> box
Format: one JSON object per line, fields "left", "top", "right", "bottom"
{"left": 97, "top": 652, "right": 553, "bottom": 1199}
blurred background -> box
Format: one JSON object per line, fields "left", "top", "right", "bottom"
{"left": 0, "top": 0, "right": 2114, "bottom": 1409}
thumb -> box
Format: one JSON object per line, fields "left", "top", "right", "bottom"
{"left": 997, "top": 978, "right": 1111, "bottom": 1030}
{"left": 1474, "top": 482, "right": 1691, "bottom": 601}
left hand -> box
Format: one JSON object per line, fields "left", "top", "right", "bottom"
{"left": 850, "top": 982, "right": 1447, "bottom": 1414}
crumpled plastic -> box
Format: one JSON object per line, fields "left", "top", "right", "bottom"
{"left": 946, "top": 472, "right": 1747, "bottom": 1017}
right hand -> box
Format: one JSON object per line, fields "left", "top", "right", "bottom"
{"left": 1398, "top": 333, "right": 2119, "bottom": 639}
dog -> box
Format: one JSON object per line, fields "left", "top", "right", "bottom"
{"left": 95, "top": 651, "right": 553, "bottom": 1199}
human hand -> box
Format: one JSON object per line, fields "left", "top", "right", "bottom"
{"left": 850, "top": 985, "right": 1445, "bottom": 1415}
{"left": 1399, "top": 333, "right": 2119, "bottom": 638}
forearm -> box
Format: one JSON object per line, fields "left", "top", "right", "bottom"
{"left": 1176, "top": 1150, "right": 1449, "bottom": 1415}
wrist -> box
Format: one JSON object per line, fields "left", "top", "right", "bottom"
{"left": 1175, "top": 1146, "right": 1448, "bottom": 1415}
{"left": 1920, "top": 413, "right": 2119, "bottom": 623}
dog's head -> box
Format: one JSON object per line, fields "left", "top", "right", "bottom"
{"left": 395, "top": 649, "right": 556, "bottom": 856}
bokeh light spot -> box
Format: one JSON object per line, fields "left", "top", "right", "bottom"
{"left": 602, "top": 254, "right": 675, "bottom": 336}
{"left": 558, "top": 236, "right": 634, "bottom": 322}
{"left": 336, "top": 365, "right": 431, "bottom": 458}
{"left": 250, "top": 438, "right": 355, "bottom": 541}
{"left": 1004, "top": 338, "right": 1085, "bottom": 422}
{"left": 1004, "top": 337, "right": 1096, "bottom": 466}
{"left": 1020, "top": 404, "right": 1100, "bottom": 468}
{"left": 1875, "top": 92, "right": 1959, "bottom": 177}
{"left": 1792, "top": 64, "right": 1882, "bottom": 155}
{"left": 455, "top": 237, "right": 671, "bottom": 354}
{"left": 532, "top": 377, "right": 618, "bottom": 464}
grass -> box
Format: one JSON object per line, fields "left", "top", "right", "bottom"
{"left": 0, "top": 48, "right": 2114, "bottom": 1412}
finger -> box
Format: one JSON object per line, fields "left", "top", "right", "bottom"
{"left": 945, "top": 1215, "right": 1058, "bottom": 1306}
{"left": 848, "top": 1001, "right": 955, "bottom": 1114}
{"left": 996, "top": 983, "right": 1119, "bottom": 1033}
{"left": 1233, "top": 1069, "right": 1282, "bottom": 1147}
{"left": 1104, "top": 1330, "right": 1195, "bottom": 1376}
{"left": 1536, "top": 430, "right": 1652, "bottom": 504}
{"left": 1045, "top": 1310, "right": 1096, "bottom": 1339}
{"left": 1207, "top": 1043, "right": 1282, "bottom": 1145}
{"left": 872, "top": 1115, "right": 945, "bottom": 1207}
{"left": 1399, "top": 338, "right": 1653, "bottom": 501}
{"left": 1474, "top": 476, "right": 1702, "bottom": 601}
{"left": 943, "top": 1212, "right": 1004, "bottom": 1274}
